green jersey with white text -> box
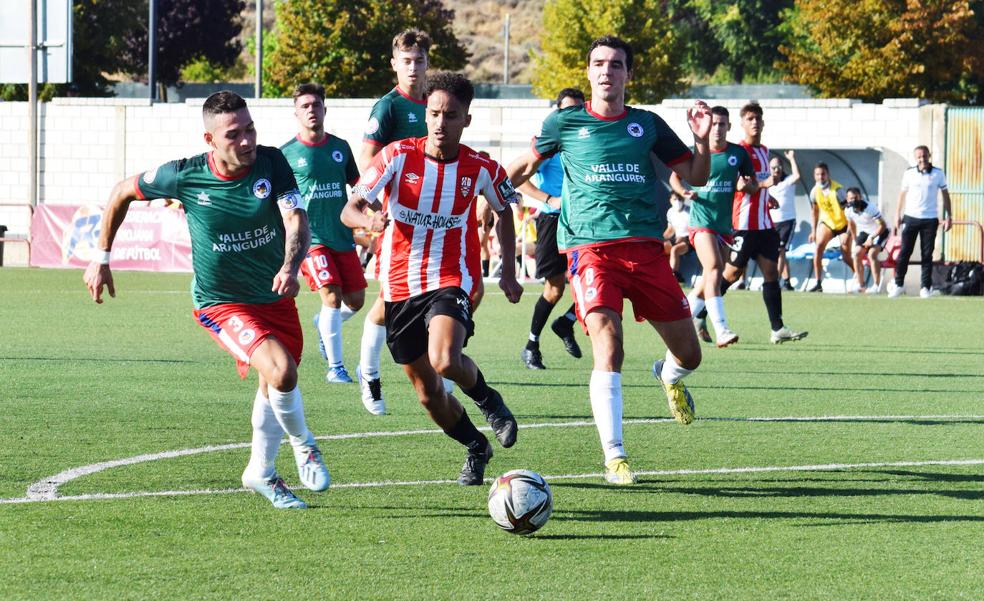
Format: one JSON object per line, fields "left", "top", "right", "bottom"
{"left": 363, "top": 87, "right": 427, "bottom": 146}
{"left": 280, "top": 134, "right": 359, "bottom": 251}
{"left": 689, "top": 143, "right": 753, "bottom": 236}
{"left": 532, "top": 104, "right": 692, "bottom": 251}
{"left": 135, "top": 146, "right": 304, "bottom": 308}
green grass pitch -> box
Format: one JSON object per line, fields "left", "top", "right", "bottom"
{"left": 1, "top": 267, "right": 982, "bottom": 600}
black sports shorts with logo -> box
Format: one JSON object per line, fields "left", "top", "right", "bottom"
{"left": 534, "top": 212, "right": 566, "bottom": 279}
{"left": 384, "top": 286, "right": 475, "bottom": 364}
{"left": 729, "top": 228, "right": 781, "bottom": 268}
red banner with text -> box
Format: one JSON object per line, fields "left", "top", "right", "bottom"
{"left": 30, "top": 204, "right": 192, "bottom": 272}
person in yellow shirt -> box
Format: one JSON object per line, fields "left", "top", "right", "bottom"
{"left": 807, "top": 162, "right": 854, "bottom": 292}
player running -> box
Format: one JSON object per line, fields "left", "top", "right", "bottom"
{"left": 281, "top": 83, "right": 366, "bottom": 386}
{"left": 508, "top": 36, "right": 711, "bottom": 485}
{"left": 342, "top": 72, "right": 522, "bottom": 485}
{"left": 672, "top": 105, "right": 754, "bottom": 348}
{"left": 516, "top": 87, "right": 586, "bottom": 370}
{"left": 84, "top": 91, "right": 329, "bottom": 509}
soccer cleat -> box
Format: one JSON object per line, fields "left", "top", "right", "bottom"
{"left": 312, "top": 314, "right": 327, "bottom": 360}
{"left": 325, "top": 365, "right": 353, "bottom": 384}
{"left": 355, "top": 365, "right": 385, "bottom": 415}
{"left": 521, "top": 347, "right": 546, "bottom": 370}
{"left": 694, "top": 316, "right": 712, "bottom": 343}
{"left": 604, "top": 457, "right": 638, "bottom": 485}
{"left": 550, "top": 317, "right": 583, "bottom": 359}
{"left": 919, "top": 287, "right": 940, "bottom": 298}
{"left": 652, "top": 359, "right": 696, "bottom": 425}
{"left": 478, "top": 388, "right": 518, "bottom": 448}
{"left": 716, "top": 328, "right": 739, "bottom": 348}
{"left": 771, "top": 326, "right": 808, "bottom": 344}
{"left": 887, "top": 282, "right": 904, "bottom": 298}
{"left": 781, "top": 279, "right": 795, "bottom": 292}
{"left": 242, "top": 473, "right": 308, "bottom": 509}
{"left": 293, "top": 442, "right": 331, "bottom": 492}
{"left": 807, "top": 281, "right": 823, "bottom": 293}
{"left": 458, "top": 440, "right": 494, "bottom": 485}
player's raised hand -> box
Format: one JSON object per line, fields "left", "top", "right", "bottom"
{"left": 498, "top": 274, "right": 523, "bottom": 304}
{"left": 84, "top": 262, "right": 115, "bottom": 304}
{"left": 272, "top": 267, "right": 301, "bottom": 297}
{"left": 784, "top": 149, "right": 796, "bottom": 161}
{"left": 687, "top": 100, "right": 712, "bottom": 141}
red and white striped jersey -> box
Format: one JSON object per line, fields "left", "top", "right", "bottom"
{"left": 733, "top": 141, "right": 774, "bottom": 231}
{"left": 358, "top": 137, "right": 519, "bottom": 302}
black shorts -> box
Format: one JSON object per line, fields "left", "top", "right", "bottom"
{"left": 774, "top": 219, "right": 796, "bottom": 251}
{"left": 729, "top": 229, "right": 781, "bottom": 268}
{"left": 384, "top": 287, "right": 474, "bottom": 365}
{"left": 534, "top": 212, "right": 566, "bottom": 279}
{"left": 856, "top": 230, "right": 888, "bottom": 248}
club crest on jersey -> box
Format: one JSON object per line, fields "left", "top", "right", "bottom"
{"left": 727, "top": 155, "right": 739, "bottom": 166}
{"left": 627, "top": 122, "right": 644, "bottom": 137}
{"left": 460, "top": 176, "right": 473, "bottom": 197}
{"left": 404, "top": 172, "right": 421, "bottom": 184}
{"left": 365, "top": 117, "right": 380, "bottom": 135}
{"left": 253, "top": 178, "right": 272, "bottom": 199}
{"left": 577, "top": 127, "right": 591, "bottom": 139}
{"left": 332, "top": 150, "right": 344, "bottom": 163}
{"left": 297, "top": 157, "right": 308, "bottom": 168}
{"left": 238, "top": 328, "right": 256, "bottom": 345}
{"left": 142, "top": 168, "right": 158, "bottom": 184}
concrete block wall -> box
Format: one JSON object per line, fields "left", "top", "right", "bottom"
{"left": 0, "top": 96, "right": 944, "bottom": 239}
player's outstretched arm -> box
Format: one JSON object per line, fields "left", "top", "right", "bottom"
{"left": 273, "top": 208, "right": 311, "bottom": 297}
{"left": 507, "top": 151, "right": 546, "bottom": 190}
{"left": 83, "top": 175, "right": 142, "bottom": 303}
{"left": 670, "top": 101, "right": 712, "bottom": 187}
{"left": 493, "top": 206, "right": 523, "bottom": 304}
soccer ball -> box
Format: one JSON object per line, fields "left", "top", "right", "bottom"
{"left": 487, "top": 469, "right": 553, "bottom": 535}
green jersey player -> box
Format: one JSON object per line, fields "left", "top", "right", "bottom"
{"left": 281, "top": 83, "right": 365, "bottom": 387}
{"left": 83, "top": 91, "right": 329, "bottom": 510}
{"left": 508, "top": 36, "right": 712, "bottom": 485}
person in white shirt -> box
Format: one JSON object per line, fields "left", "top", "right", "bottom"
{"left": 891, "top": 145, "right": 952, "bottom": 298}
{"left": 664, "top": 192, "right": 693, "bottom": 280}
{"left": 768, "top": 150, "right": 800, "bottom": 290}
{"left": 845, "top": 187, "right": 889, "bottom": 294}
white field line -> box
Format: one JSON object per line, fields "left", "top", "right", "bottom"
{"left": 4, "top": 414, "right": 984, "bottom": 505}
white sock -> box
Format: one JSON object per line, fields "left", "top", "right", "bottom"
{"left": 688, "top": 292, "right": 705, "bottom": 318}
{"left": 705, "top": 295, "right": 728, "bottom": 335}
{"left": 360, "top": 319, "right": 386, "bottom": 379}
{"left": 589, "top": 370, "right": 624, "bottom": 462}
{"left": 267, "top": 385, "right": 314, "bottom": 448}
{"left": 244, "top": 389, "right": 284, "bottom": 481}
{"left": 340, "top": 303, "right": 357, "bottom": 323}
{"left": 319, "top": 305, "right": 344, "bottom": 368}
{"left": 660, "top": 351, "right": 694, "bottom": 385}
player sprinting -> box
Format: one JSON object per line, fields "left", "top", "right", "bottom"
{"left": 342, "top": 72, "right": 522, "bottom": 485}
{"left": 508, "top": 36, "right": 712, "bottom": 485}
{"left": 281, "top": 83, "right": 366, "bottom": 385}
{"left": 516, "top": 87, "right": 586, "bottom": 370}
{"left": 717, "top": 102, "right": 807, "bottom": 344}
{"left": 83, "top": 91, "right": 329, "bottom": 509}
{"left": 671, "top": 105, "right": 754, "bottom": 348}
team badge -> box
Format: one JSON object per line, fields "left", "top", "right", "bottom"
{"left": 727, "top": 155, "right": 739, "bottom": 166}
{"left": 460, "top": 176, "right": 473, "bottom": 197}
{"left": 142, "top": 168, "right": 158, "bottom": 184}
{"left": 332, "top": 150, "right": 344, "bottom": 163}
{"left": 365, "top": 117, "right": 380, "bottom": 135}
{"left": 496, "top": 179, "right": 518, "bottom": 202}
{"left": 238, "top": 328, "right": 256, "bottom": 346}
{"left": 627, "top": 122, "right": 644, "bottom": 137}
{"left": 253, "top": 178, "right": 272, "bottom": 199}
{"left": 404, "top": 172, "right": 421, "bottom": 184}
{"left": 278, "top": 191, "right": 301, "bottom": 210}
{"left": 577, "top": 127, "right": 591, "bottom": 139}
{"left": 318, "top": 269, "right": 330, "bottom": 281}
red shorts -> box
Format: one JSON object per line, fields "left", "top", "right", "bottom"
{"left": 566, "top": 240, "right": 691, "bottom": 331}
{"left": 193, "top": 296, "right": 303, "bottom": 379}
{"left": 300, "top": 245, "right": 368, "bottom": 293}
{"left": 688, "top": 227, "right": 734, "bottom": 248}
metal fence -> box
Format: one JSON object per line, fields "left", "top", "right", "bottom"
{"left": 944, "top": 107, "right": 984, "bottom": 262}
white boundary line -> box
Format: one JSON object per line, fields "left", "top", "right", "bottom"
{"left": 4, "top": 414, "right": 983, "bottom": 505}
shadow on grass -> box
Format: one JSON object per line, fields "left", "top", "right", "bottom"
{"left": 1, "top": 356, "right": 194, "bottom": 364}
{"left": 552, "top": 508, "right": 984, "bottom": 525}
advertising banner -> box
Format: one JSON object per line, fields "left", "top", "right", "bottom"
{"left": 30, "top": 204, "right": 192, "bottom": 272}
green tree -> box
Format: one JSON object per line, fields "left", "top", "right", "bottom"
{"left": 531, "top": 0, "right": 687, "bottom": 104}
{"left": 780, "top": 0, "right": 984, "bottom": 102}
{"left": 265, "top": 0, "right": 468, "bottom": 98}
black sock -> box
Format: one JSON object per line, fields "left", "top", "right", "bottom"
{"left": 720, "top": 279, "right": 733, "bottom": 295}
{"left": 563, "top": 304, "right": 576, "bottom": 321}
{"left": 463, "top": 368, "right": 493, "bottom": 408}
{"left": 762, "top": 280, "right": 784, "bottom": 330}
{"left": 697, "top": 307, "right": 708, "bottom": 320}
{"left": 528, "top": 296, "right": 556, "bottom": 346}
{"left": 444, "top": 411, "right": 487, "bottom": 452}
{"left": 481, "top": 259, "right": 490, "bottom": 277}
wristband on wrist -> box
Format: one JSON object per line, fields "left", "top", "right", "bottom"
{"left": 94, "top": 250, "right": 111, "bottom": 265}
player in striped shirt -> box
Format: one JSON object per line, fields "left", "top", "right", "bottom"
{"left": 341, "top": 72, "right": 522, "bottom": 486}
